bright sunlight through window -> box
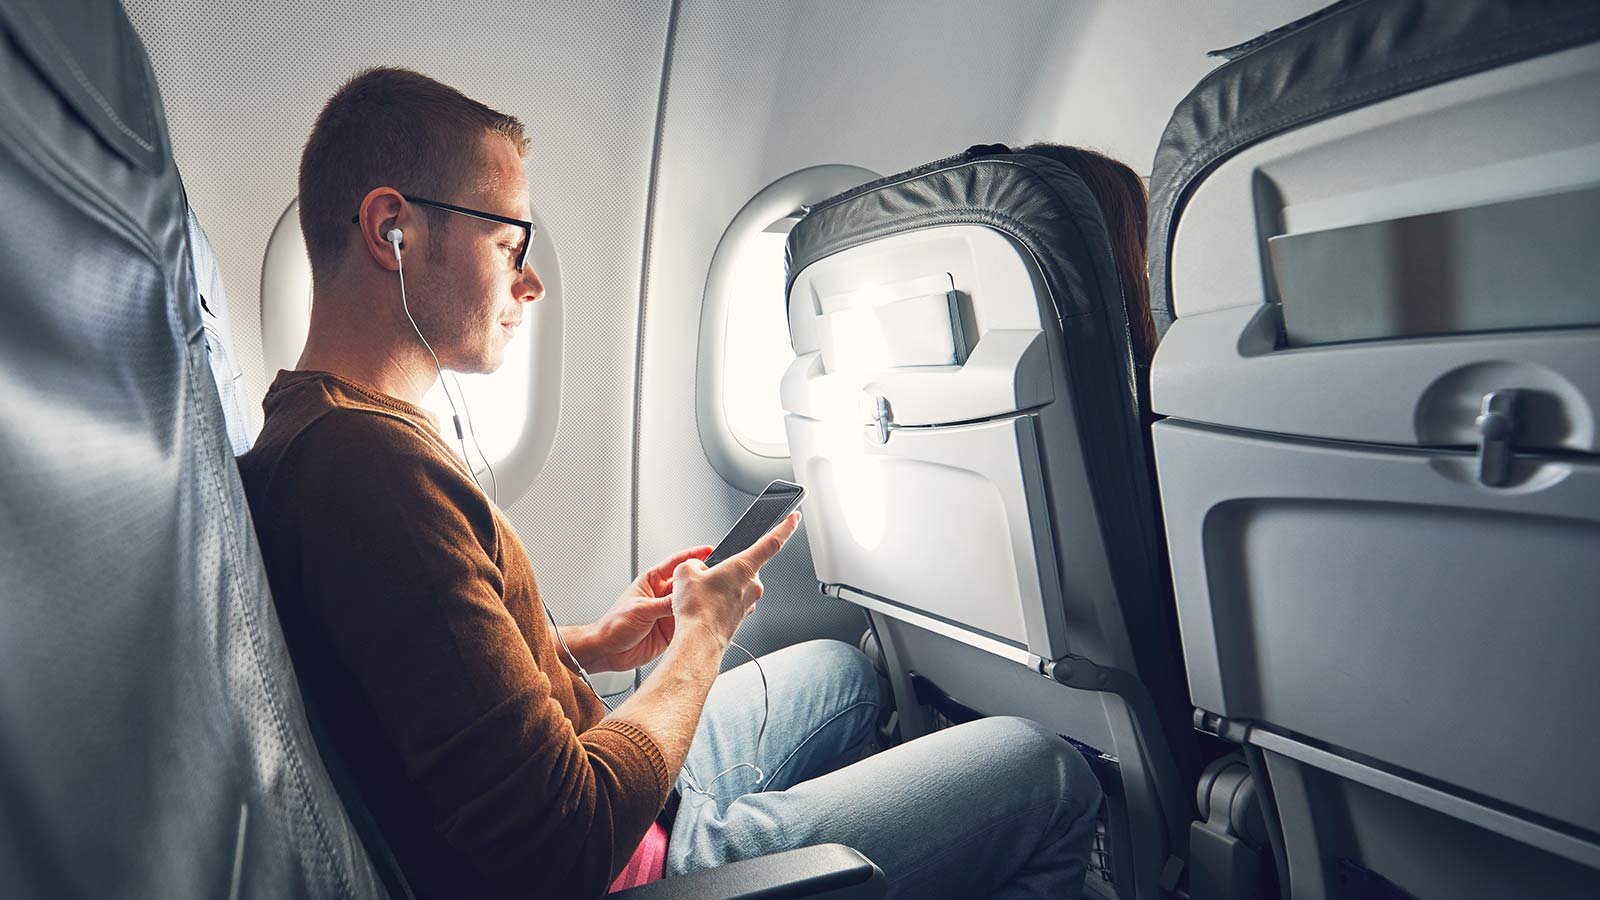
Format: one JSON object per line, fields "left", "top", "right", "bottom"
{"left": 425, "top": 339, "right": 530, "bottom": 472}
{"left": 722, "top": 229, "right": 797, "bottom": 455}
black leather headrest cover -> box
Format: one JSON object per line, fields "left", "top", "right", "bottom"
{"left": 786, "top": 146, "right": 1139, "bottom": 413}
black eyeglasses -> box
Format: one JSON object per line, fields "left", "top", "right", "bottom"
{"left": 352, "top": 194, "right": 536, "bottom": 271}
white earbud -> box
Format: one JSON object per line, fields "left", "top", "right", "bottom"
{"left": 387, "top": 227, "right": 404, "bottom": 254}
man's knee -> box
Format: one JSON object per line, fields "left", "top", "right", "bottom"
{"left": 777, "top": 639, "right": 882, "bottom": 707}
{"left": 970, "top": 717, "right": 1103, "bottom": 818}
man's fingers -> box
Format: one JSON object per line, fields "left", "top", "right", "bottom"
{"left": 731, "top": 511, "right": 800, "bottom": 571}
{"left": 653, "top": 545, "right": 714, "bottom": 580}
{"left": 673, "top": 558, "right": 706, "bottom": 582}
{"left": 640, "top": 595, "right": 674, "bottom": 617}
{"left": 657, "top": 545, "right": 714, "bottom": 571}
{"left": 645, "top": 545, "right": 714, "bottom": 595}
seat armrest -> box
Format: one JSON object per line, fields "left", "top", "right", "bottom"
{"left": 610, "top": 843, "right": 886, "bottom": 899}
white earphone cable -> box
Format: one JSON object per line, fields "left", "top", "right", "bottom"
{"left": 449, "top": 370, "right": 497, "bottom": 504}
{"left": 680, "top": 641, "right": 768, "bottom": 799}
{"left": 391, "top": 234, "right": 483, "bottom": 498}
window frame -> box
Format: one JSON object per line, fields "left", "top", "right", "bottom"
{"left": 695, "top": 165, "right": 879, "bottom": 494}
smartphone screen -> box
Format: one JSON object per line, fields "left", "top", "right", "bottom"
{"left": 705, "top": 480, "right": 806, "bottom": 567}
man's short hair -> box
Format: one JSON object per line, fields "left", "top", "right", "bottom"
{"left": 298, "top": 67, "right": 528, "bottom": 278}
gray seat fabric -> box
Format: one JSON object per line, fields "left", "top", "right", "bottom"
{"left": 188, "top": 208, "right": 256, "bottom": 455}
{"left": 0, "top": 1, "right": 384, "bottom": 896}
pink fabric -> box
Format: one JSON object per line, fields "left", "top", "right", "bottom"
{"left": 609, "top": 821, "right": 669, "bottom": 892}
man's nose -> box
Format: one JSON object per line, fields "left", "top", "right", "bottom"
{"left": 517, "top": 265, "right": 544, "bottom": 303}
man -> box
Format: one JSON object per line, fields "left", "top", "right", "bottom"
{"left": 239, "top": 67, "right": 1102, "bottom": 900}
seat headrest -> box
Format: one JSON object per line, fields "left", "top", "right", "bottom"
{"left": 1146, "top": 0, "right": 1600, "bottom": 338}
{"left": 786, "top": 145, "right": 1143, "bottom": 416}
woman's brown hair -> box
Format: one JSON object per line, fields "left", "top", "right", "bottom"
{"left": 1017, "top": 143, "right": 1157, "bottom": 369}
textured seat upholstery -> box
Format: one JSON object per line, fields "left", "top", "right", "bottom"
{"left": 0, "top": 1, "right": 385, "bottom": 895}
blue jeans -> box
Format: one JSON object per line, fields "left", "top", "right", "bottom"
{"left": 666, "top": 640, "right": 1104, "bottom": 899}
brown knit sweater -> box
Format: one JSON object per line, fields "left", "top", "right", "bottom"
{"left": 237, "top": 370, "right": 671, "bottom": 900}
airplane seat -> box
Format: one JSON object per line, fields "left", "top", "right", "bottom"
{"left": 0, "top": 2, "right": 881, "bottom": 897}
{"left": 1146, "top": 1, "right": 1600, "bottom": 897}
{"left": 781, "top": 145, "right": 1200, "bottom": 900}
{"left": 185, "top": 207, "right": 255, "bottom": 455}
{"left": 0, "top": 1, "right": 387, "bottom": 896}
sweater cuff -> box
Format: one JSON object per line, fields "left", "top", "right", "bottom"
{"left": 590, "top": 719, "right": 673, "bottom": 799}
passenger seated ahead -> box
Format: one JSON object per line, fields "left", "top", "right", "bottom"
{"left": 237, "top": 67, "right": 1104, "bottom": 900}
{"left": 1015, "top": 143, "right": 1159, "bottom": 374}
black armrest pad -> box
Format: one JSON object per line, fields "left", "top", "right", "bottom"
{"left": 610, "top": 843, "right": 886, "bottom": 900}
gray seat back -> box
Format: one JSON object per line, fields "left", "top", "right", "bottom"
{"left": 0, "top": 1, "right": 383, "bottom": 896}
{"left": 1147, "top": 2, "right": 1600, "bottom": 897}
{"left": 782, "top": 147, "right": 1195, "bottom": 900}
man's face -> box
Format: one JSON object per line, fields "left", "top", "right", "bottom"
{"left": 411, "top": 134, "right": 544, "bottom": 375}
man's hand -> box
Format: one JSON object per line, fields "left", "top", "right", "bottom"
{"left": 602, "top": 512, "right": 801, "bottom": 783}
{"left": 669, "top": 511, "right": 801, "bottom": 648}
{"left": 562, "top": 545, "right": 713, "bottom": 673}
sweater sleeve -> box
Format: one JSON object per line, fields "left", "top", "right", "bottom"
{"left": 282, "top": 410, "right": 671, "bottom": 898}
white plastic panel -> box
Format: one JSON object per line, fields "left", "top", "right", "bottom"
{"left": 1154, "top": 419, "right": 1600, "bottom": 837}
{"left": 788, "top": 413, "right": 1062, "bottom": 657}
{"left": 781, "top": 331, "right": 1052, "bottom": 429}
{"left": 817, "top": 276, "right": 965, "bottom": 373}
{"left": 1153, "top": 305, "right": 1600, "bottom": 454}
{"left": 785, "top": 224, "right": 1054, "bottom": 427}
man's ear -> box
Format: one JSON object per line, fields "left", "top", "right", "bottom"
{"left": 354, "top": 187, "right": 411, "bottom": 271}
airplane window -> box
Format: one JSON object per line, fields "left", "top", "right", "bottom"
{"left": 697, "top": 165, "right": 879, "bottom": 493}
{"left": 722, "top": 227, "right": 796, "bottom": 455}
{"left": 262, "top": 199, "right": 562, "bottom": 497}
{"left": 439, "top": 332, "right": 531, "bottom": 468}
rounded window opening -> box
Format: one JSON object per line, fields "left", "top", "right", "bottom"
{"left": 697, "top": 166, "right": 880, "bottom": 494}
{"left": 261, "top": 199, "right": 563, "bottom": 499}
{"left": 721, "top": 226, "right": 798, "bottom": 455}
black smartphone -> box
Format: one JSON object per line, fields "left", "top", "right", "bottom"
{"left": 704, "top": 480, "right": 807, "bottom": 567}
